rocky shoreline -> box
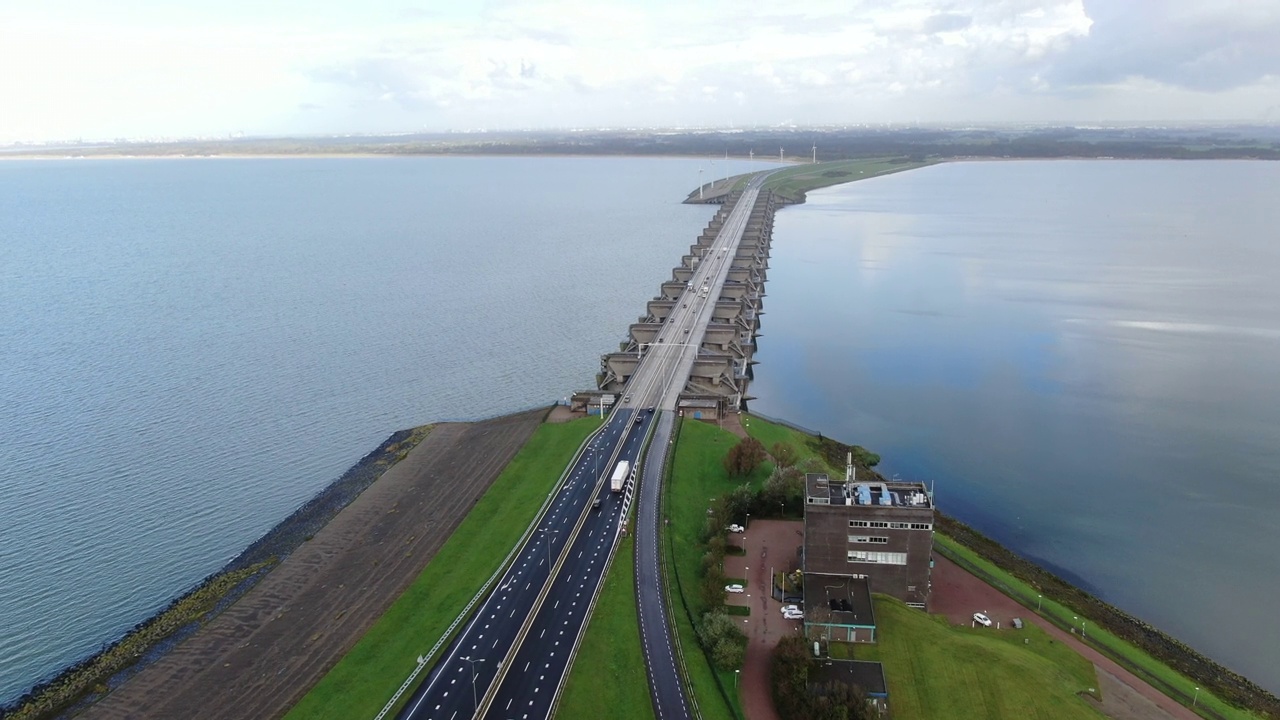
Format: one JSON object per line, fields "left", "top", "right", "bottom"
{"left": 4, "top": 425, "right": 433, "bottom": 720}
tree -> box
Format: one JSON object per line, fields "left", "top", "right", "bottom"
{"left": 771, "top": 442, "right": 798, "bottom": 468}
{"left": 723, "top": 437, "right": 767, "bottom": 477}
{"left": 698, "top": 612, "right": 747, "bottom": 670}
{"left": 771, "top": 636, "right": 812, "bottom": 720}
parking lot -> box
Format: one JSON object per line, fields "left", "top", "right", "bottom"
{"left": 722, "top": 518, "right": 804, "bottom": 720}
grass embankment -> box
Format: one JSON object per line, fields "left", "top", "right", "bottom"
{"left": 666, "top": 418, "right": 775, "bottom": 719}
{"left": 286, "top": 416, "right": 601, "bottom": 720}
{"left": 739, "top": 414, "right": 837, "bottom": 474}
{"left": 757, "top": 157, "right": 935, "bottom": 203}
{"left": 745, "top": 414, "right": 1275, "bottom": 719}
{"left": 555, "top": 535, "right": 654, "bottom": 720}
{"left": 836, "top": 596, "right": 1101, "bottom": 719}
{"left": 934, "top": 533, "right": 1266, "bottom": 720}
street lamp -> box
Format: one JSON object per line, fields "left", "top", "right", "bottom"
{"left": 539, "top": 528, "right": 558, "bottom": 568}
{"left": 460, "top": 655, "right": 485, "bottom": 712}
{"left": 734, "top": 669, "right": 740, "bottom": 689}
{"left": 1193, "top": 686, "right": 1200, "bottom": 707}
{"left": 1037, "top": 594, "right": 1042, "bottom": 611}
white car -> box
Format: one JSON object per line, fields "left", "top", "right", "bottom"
{"left": 726, "top": 524, "right": 744, "bottom": 533}
{"left": 783, "top": 610, "right": 804, "bottom": 620}
{"left": 725, "top": 584, "right": 745, "bottom": 594}
{"left": 972, "top": 612, "right": 993, "bottom": 627}
{"left": 780, "top": 604, "right": 800, "bottom": 614}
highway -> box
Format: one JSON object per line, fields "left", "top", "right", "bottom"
{"left": 395, "top": 409, "right": 652, "bottom": 720}
{"left": 394, "top": 176, "right": 767, "bottom": 720}
{"left": 625, "top": 177, "right": 768, "bottom": 719}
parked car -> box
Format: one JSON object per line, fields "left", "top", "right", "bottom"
{"left": 973, "top": 612, "right": 993, "bottom": 627}
{"left": 726, "top": 524, "right": 744, "bottom": 533}
{"left": 780, "top": 604, "right": 800, "bottom": 614}
{"left": 725, "top": 584, "right": 745, "bottom": 593}
{"left": 783, "top": 609, "right": 804, "bottom": 620}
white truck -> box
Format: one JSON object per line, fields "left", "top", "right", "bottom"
{"left": 610, "top": 460, "right": 630, "bottom": 493}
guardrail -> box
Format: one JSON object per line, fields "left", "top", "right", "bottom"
{"left": 372, "top": 416, "right": 609, "bottom": 720}
{"left": 663, "top": 417, "right": 745, "bottom": 720}
{"left": 656, "top": 414, "right": 702, "bottom": 720}
{"left": 476, "top": 412, "right": 639, "bottom": 716}
{"left": 547, "top": 409, "right": 661, "bottom": 719}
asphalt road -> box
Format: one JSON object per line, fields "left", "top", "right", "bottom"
{"left": 396, "top": 409, "right": 650, "bottom": 720}
{"left": 617, "top": 176, "right": 765, "bottom": 413}
{"left": 634, "top": 411, "right": 691, "bottom": 720}
{"left": 481, "top": 414, "right": 652, "bottom": 719}
{"left": 398, "top": 178, "right": 767, "bottom": 720}
{"left": 626, "top": 178, "right": 768, "bottom": 718}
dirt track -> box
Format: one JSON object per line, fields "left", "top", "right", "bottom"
{"left": 81, "top": 408, "right": 547, "bottom": 720}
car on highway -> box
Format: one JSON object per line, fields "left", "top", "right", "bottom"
{"left": 592, "top": 498, "right": 602, "bottom": 510}
{"left": 725, "top": 584, "right": 745, "bottom": 593}
{"left": 726, "top": 524, "right": 744, "bottom": 533}
{"left": 973, "top": 612, "right": 993, "bottom": 627}
{"left": 624, "top": 395, "right": 631, "bottom": 402}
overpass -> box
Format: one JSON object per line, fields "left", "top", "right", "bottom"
{"left": 597, "top": 180, "right": 777, "bottom": 411}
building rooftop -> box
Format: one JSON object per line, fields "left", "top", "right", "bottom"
{"left": 809, "top": 659, "right": 888, "bottom": 698}
{"left": 803, "top": 574, "right": 875, "bottom": 628}
{"left": 805, "top": 473, "right": 932, "bottom": 509}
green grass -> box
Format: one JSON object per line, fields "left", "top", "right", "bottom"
{"left": 934, "top": 535, "right": 1261, "bottom": 720}
{"left": 760, "top": 158, "right": 935, "bottom": 202}
{"left": 842, "top": 596, "right": 1102, "bottom": 720}
{"left": 741, "top": 414, "right": 839, "bottom": 475}
{"left": 285, "top": 416, "right": 602, "bottom": 720}
{"left": 667, "top": 418, "right": 773, "bottom": 720}
{"left": 555, "top": 536, "right": 654, "bottom": 720}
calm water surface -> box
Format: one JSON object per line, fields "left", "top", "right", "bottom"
{"left": 751, "top": 160, "right": 1280, "bottom": 692}
{"left": 0, "top": 156, "right": 774, "bottom": 704}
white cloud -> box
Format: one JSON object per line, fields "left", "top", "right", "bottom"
{"left": 1, "top": 1, "right": 1278, "bottom": 143}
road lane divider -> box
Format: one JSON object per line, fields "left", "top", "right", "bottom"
{"left": 374, "top": 413, "right": 612, "bottom": 720}
{"left": 474, "top": 413, "right": 643, "bottom": 717}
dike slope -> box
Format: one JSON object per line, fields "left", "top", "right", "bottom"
{"left": 80, "top": 407, "right": 547, "bottom": 720}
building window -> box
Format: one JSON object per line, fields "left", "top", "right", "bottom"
{"left": 867, "top": 521, "right": 889, "bottom": 528}
{"left": 847, "top": 550, "right": 907, "bottom": 565}
{"left": 889, "top": 522, "right": 910, "bottom": 529}
{"left": 910, "top": 523, "right": 933, "bottom": 530}
{"left": 848, "top": 535, "right": 889, "bottom": 544}
{"left": 849, "top": 520, "right": 869, "bottom": 528}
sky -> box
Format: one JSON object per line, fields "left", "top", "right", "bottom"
{"left": 2, "top": 0, "right": 1279, "bottom": 143}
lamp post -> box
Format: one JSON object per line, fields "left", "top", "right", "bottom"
{"left": 1193, "top": 686, "right": 1200, "bottom": 707}
{"left": 539, "top": 528, "right": 558, "bottom": 568}
{"left": 460, "top": 655, "right": 484, "bottom": 713}
{"left": 734, "top": 669, "right": 740, "bottom": 689}
{"left": 1037, "top": 594, "right": 1042, "bottom": 611}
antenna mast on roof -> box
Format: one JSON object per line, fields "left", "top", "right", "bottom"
{"left": 845, "top": 451, "right": 854, "bottom": 483}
